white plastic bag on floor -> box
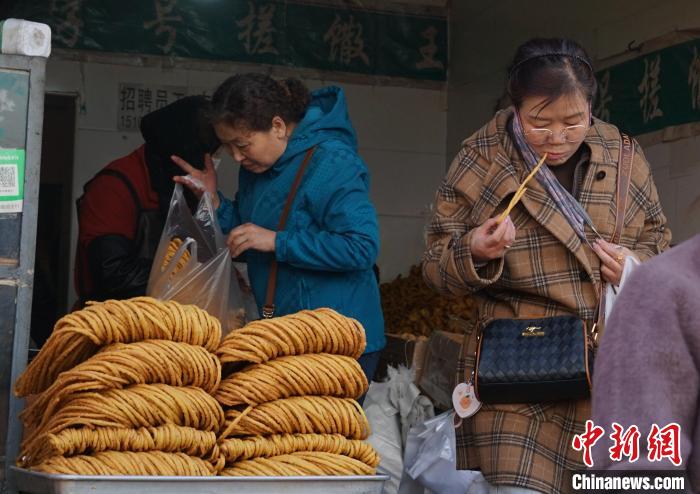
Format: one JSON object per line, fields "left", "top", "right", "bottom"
{"left": 365, "top": 380, "right": 403, "bottom": 494}
{"left": 400, "top": 412, "right": 487, "bottom": 494}
{"left": 366, "top": 366, "right": 435, "bottom": 494}
{"left": 386, "top": 366, "right": 435, "bottom": 447}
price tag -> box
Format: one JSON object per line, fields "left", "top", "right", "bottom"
{"left": 452, "top": 382, "right": 481, "bottom": 418}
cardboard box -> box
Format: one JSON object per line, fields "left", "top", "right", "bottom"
{"left": 418, "top": 330, "right": 466, "bottom": 409}
{"left": 375, "top": 333, "right": 428, "bottom": 384}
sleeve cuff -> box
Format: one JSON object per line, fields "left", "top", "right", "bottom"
{"left": 458, "top": 230, "right": 504, "bottom": 285}
{"left": 275, "top": 230, "right": 289, "bottom": 262}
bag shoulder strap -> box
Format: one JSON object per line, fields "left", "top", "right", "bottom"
{"left": 611, "top": 133, "right": 635, "bottom": 244}
{"left": 262, "top": 146, "right": 316, "bottom": 318}
{"left": 75, "top": 168, "right": 142, "bottom": 302}
{"left": 594, "top": 133, "right": 635, "bottom": 340}
{"left": 77, "top": 168, "right": 143, "bottom": 214}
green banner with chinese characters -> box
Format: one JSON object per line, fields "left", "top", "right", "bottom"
{"left": 1, "top": 0, "right": 447, "bottom": 81}
{"left": 594, "top": 38, "right": 700, "bottom": 135}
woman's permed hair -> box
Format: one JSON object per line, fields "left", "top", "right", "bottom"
{"left": 507, "top": 38, "right": 597, "bottom": 111}
{"left": 210, "top": 73, "right": 310, "bottom": 131}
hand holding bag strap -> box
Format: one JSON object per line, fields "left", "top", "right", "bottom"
{"left": 262, "top": 146, "right": 316, "bottom": 318}
{"left": 593, "top": 133, "right": 635, "bottom": 337}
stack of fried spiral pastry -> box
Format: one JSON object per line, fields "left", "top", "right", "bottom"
{"left": 16, "top": 297, "right": 224, "bottom": 475}
{"left": 215, "top": 308, "right": 365, "bottom": 365}
{"left": 214, "top": 353, "right": 366, "bottom": 406}
{"left": 15, "top": 297, "right": 220, "bottom": 396}
{"left": 220, "top": 396, "right": 369, "bottom": 439}
{"left": 219, "top": 433, "right": 378, "bottom": 465}
{"left": 216, "top": 309, "right": 379, "bottom": 476}
{"left": 17, "top": 304, "right": 380, "bottom": 478}
{"left": 32, "top": 424, "right": 217, "bottom": 464}
{"left": 32, "top": 451, "right": 216, "bottom": 476}
{"left": 21, "top": 340, "right": 221, "bottom": 427}
{"left": 220, "top": 452, "right": 374, "bottom": 476}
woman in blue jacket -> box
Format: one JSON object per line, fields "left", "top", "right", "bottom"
{"left": 173, "top": 73, "right": 385, "bottom": 384}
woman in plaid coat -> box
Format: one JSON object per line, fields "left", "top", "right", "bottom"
{"left": 423, "top": 38, "right": 671, "bottom": 494}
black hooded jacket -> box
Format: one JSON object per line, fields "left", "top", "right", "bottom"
{"left": 75, "top": 96, "right": 219, "bottom": 304}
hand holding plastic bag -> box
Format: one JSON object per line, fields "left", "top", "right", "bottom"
{"left": 147, "top": 183, "right": 256, "bottom": 333}
{"left": 604, "top": 254, "right": 641, "bottom": 324}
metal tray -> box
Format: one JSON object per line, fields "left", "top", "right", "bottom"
{"left": 9, "top": 466, "right": 388, "bottom": 494}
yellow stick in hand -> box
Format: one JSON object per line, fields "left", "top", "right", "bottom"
{"left": 497, "top": 153, "right": 548, "bottom": 224}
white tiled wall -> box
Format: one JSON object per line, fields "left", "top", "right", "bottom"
{"left": 645, "top": 137, "right": 700, "bottom": 244}
{"left": 44, "top": 59, "right": 446, "bottom": 307}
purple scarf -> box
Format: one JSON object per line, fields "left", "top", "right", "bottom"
{"left": 511, "top": 111, "right": 598, "bottom": 242}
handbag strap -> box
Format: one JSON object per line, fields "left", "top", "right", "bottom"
{"left": 593, "top": 133, "right": 635, "bottom": 340}
{"left": 262, "top": 146, "right": 316, "bottom": 319}
{"left": 612, "top": 133, "right": 635, "bottom": 244}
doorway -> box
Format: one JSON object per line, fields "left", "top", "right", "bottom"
{"left": 30, "top": 93, "right": 76, "bottom": 347}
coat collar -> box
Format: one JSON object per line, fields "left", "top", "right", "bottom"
{"left": 584, "top": 117, "right": 619, "bottom": 166}
{"left": 487, "top": 108, "right": 619, "bottom": 284}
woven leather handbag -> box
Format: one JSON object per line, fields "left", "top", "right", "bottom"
{"left": 472, "top": 134, "right": 635, "bottom": 405}
{"left": 474, "top": 316, "right": 594, "bottom": 404}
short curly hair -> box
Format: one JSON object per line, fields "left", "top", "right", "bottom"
{"left": 210, "top": 73, "right": 310, "bottom": 131}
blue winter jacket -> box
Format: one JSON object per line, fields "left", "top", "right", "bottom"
{"left": 217, "top": 86, "right": 386, "bottom": 354}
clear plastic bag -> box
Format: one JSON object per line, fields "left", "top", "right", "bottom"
{"left": 400, "top": 412, "right": 487, "bottom": 494}
{"left": 604, "top": 254, "right": 641, "bottom": 324}
{"left": 147, "top": 184, "right": 255, "bottom": 334}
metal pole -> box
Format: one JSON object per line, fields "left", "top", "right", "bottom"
{"left": 0, "top": 54, "right": 46, "bottom": 494}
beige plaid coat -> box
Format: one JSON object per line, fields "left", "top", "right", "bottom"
{"left": 423, "top": 108, "right": 671, "bottom": 494}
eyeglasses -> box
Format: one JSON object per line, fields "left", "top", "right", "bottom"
{"left": 524, "top": 124, "right": 589, "bottom": 145}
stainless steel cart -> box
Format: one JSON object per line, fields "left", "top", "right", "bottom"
{"left": 10, "top": 467, "right": 389, "bottom": 494}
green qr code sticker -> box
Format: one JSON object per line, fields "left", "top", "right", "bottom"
{"left": 0, "top": 164, "right": 19, "bottom": 196}
{"left": 0, "top": 149, "right": 25, "bottom": 213}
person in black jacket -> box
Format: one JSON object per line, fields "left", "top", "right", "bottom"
{"left": 74, "top": 96, "right": 219, "bottom": 306}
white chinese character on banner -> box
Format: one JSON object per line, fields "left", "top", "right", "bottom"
{"left": 50, "top": 0, "right": 83, "bottom": 48}
{"left": 595, "top": 70, "right": 612, "bottom": 122}
{"left": 688, "top": 47, "right": 700, "bottom": 110}
{"left": 637, "top": 54, "right": 663, "bottom": 123}
{"left": 144, "top": 0, "right": 182, "bottom": 54}
{"left": 416, "top": 25, "right": 444, "bottom": 70}
{"left": 236, "top": 2, "right": 278, "bottom": 55}
{"left": 323, "top": 14, "right": 370, "bottom": 66}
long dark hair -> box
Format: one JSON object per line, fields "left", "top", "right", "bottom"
{"left": 507, "top": 38, "right": 596, "bottom": 111}
{"left": 210, "top": 73, "right": 310, "bottom": 131}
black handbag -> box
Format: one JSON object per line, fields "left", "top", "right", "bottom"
{"left": 474, "top": 316, "right": 594, "bottom": 404}
{"left": 472, "top": 134, "right": 635, "bottom": 405}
